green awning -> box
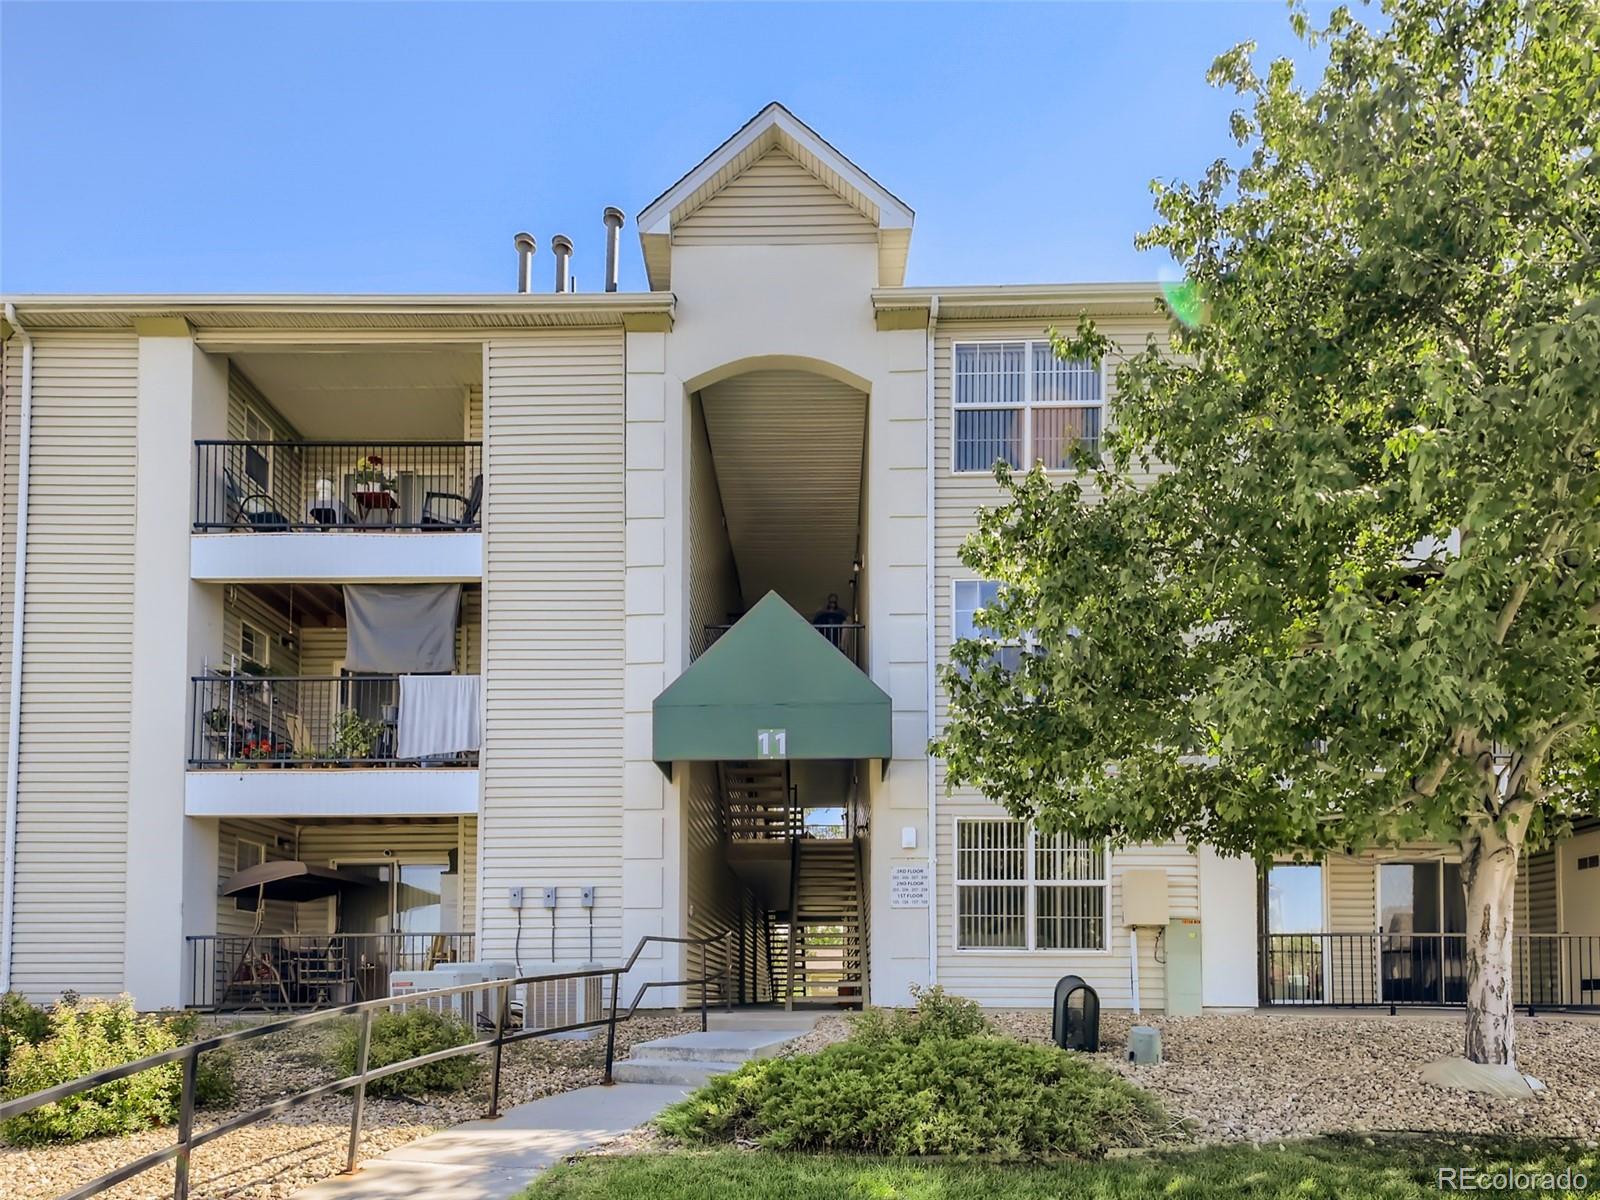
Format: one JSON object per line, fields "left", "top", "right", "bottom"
{"left": 653, "top": 592, "right": 892, "bottom": 768}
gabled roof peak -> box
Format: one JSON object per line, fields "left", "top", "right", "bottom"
{"left": 636, "top": 103, "right": 914, "bottom": 290}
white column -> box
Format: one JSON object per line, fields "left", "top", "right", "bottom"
{"left": 865, "top": 327, "right": 933, "bottom": 1006}
{"left": 1198, "top": 844, "right": 1259, "bottom": 1008}
{"left": 620, "top": 331, "right": 687, "bottom": 998}
{"left": 125, "top": 325, "right": 227, "bottom": 1008}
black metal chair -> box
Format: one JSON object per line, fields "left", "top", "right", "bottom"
{"left": 224, "top": 468, "right": 293, "bottom": 531}
{"left": 421, "top": 473, "right": 483, "bottom": 528}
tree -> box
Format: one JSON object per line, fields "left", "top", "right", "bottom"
{"left": 933, "top": 0, "right": 1599, "bottom": 1066}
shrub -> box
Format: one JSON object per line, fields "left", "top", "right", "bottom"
{"left": 849, "top": 983, "right": 988, "bottom": 1045}
{"left": 0, "top": 992, "right": 50, "bottom": 1075}
{"left": 334, "top": 1008, "right": 481, "bottom": 1098}
{"left": 658, "top": 988, "right": 1169, "bottom": 1159}
{"left": 1, "top": 998, "right": 182, "bottom": 1146}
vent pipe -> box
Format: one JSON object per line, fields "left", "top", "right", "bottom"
{"left": 513, "top": 233, "right": 537, "bottom": 294}
{"left": 603, "top": 207, "right": 624, "bottom": 293}
{"left": 551, "top": 235, "right": 573, "bottom": 293}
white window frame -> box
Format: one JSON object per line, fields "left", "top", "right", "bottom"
{"left": 951, "top": 339, "right": 1107, "bottom": 475}
{"left": 239, "top": 619, "right": 270, "bottom": 670}
{"left": 951, "top": 579, "right": 1028, "bottom": 670}
{"left": 952, "top": 817, "right": 1111, "bottom": 954}
{"left": 243, "top": 408, "right": 275, "bottom": 493}
{"left": 235, "top": 838, "right": 267, "bottom": 873}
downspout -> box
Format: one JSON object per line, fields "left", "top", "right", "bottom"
{"left": 924, "top": 296, "right": 939, "bottom": 988}
{"left": 1, "top": 303, "right": 34, "bottom": 994}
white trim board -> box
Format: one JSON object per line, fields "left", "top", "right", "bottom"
{"left": 185, "top": 768, "right": 480, "bottom": 818}
{"left": 191, "top": 532, "right": 482, "bottom": 582}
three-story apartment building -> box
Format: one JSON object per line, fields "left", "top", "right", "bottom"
{"left": 2, "top": 105, "right": 1595, "bottom": 1016}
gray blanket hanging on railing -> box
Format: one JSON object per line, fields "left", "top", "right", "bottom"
{"left": 342, "top": 583, "right": 461, "bottom": 673}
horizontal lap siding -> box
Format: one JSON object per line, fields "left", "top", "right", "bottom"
{"left": 2, "top": 334, "right": 139, "bottom": 999}
{"left": 674, "top": 149, "right": 877, "bottom": 245}
{"left": 481, "top": 332, "right": 625, "bottom": 964}
{"left": 216, "top": 818, "right": 299, "bottom": 936}
{"left": 930, "top": 317, "right": 1183, "bottom": 1007}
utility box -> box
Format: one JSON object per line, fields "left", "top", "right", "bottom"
{"left": 1128, "top": 1025, "right": 1163, "bottom": 1064}
{"left": 1051, "top": 975, "right": 1101, "bottom": 1052}
{"left": 1121, "top": 870, "right": 1170, "bottom": 928}
{"left": 1164, "top": 918, "right": 1203, "bottom": 1016}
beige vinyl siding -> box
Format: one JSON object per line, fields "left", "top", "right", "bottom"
{"left": 466, "top": 384, "right": 483, "bottom": 442}
{"left": 930, "top": 316, "right": 1178, "bottom": 1008}
{"left": 220, "top": 590, "right": 302, "bottom": 677}
{"left": 298, "top": 626, "right": 346, "bottom": 678}
{"left": 480, "top": 331, "right": 625, "bottom": 963}
{"left": 674, "top": 148, "right": 878, "bottom": 246}
{"left": 0, "top": 333, "right": 139, "bottom": 998}
{"left": 688, "top": 398, "right": 740, "bottom": 651}
{"left": 227, "top": 368, "right": 299, "bottom": 442}
{"left": 685, "top": 762, "right": 744, "bottom": 1002}
{"left": 215, "top": 818, "right": 299, "bottom": 936}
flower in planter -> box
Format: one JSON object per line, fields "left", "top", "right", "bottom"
{"left": 351, "top": 455, "right": 396, "bottom": 491}
{"left": 240, "top": 739, "right": 276, "bottom": 760}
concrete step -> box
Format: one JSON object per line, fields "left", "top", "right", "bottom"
{"left": 628, "top": 1029, "right": 796, "bottom": 1063}
{"left": 610, "top": 1057, "right": 746, "bottom": 1086}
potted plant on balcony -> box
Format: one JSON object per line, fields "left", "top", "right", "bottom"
{"left": 330, "top": 710, "right": 384, "bottom": 764}
{"left": 350, "top": 455, "right": 397, "bottom": 492}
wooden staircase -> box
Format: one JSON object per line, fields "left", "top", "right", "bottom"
{"left": 720, "top": 761, "right": 798, "bottom": 840}
{"left": 785, "top": 838, "right": 866, "bottom": 1007}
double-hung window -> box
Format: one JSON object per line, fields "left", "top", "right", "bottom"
{"left": 953, "top": 579, "right": 1023, "bottom": 671}
{"left": 954, "top": 818, "right": 1108, "bottom": 951}
{"left": 953, "top": 340, "right": 1102, "bottom": 472}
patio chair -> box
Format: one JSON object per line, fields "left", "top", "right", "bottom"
{"left": 421, "top": 474, "right": 483, "bottom": 528}
{"left": 224, "top": 468, "right": 293, "bottom": 531}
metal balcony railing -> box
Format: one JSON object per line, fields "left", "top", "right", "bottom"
{"left": 701, "top": 621, "right": 864, "bottom": 666}
{"left": 1258, "top": 932, "right": 1600, "bottom": 1012}
{"left": 193, "top": 440, "right": 482, "bottom": 531}
{"left": 187, "top": 932, "right": 477, "bottom": 1011}
{"left": 189, "top": 674, "right": 478, "bottom": 767}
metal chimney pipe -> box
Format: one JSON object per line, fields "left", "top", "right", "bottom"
{"left": 603, "top": 207, "right": 624, "bottom": 293}
{"left": 513, "top": 232, "right": 537, "bottom": 293}
{"left": 551, "top": 235, "right": 573, "bottom": 293}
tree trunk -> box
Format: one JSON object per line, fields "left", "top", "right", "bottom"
{"left": 1459, "top": 824, "right": 1521, "bottom": 1066}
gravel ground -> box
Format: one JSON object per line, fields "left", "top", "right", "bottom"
{"left": 988, "top": 1009, "right": 1600, "bottom": 1144}
{"left": 0, "top": 1012, "right": 702, "bottom": 1200}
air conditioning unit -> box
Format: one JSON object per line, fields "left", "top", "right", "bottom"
{"left": 390, "top": 960, "right": 518, "bottom": 1026}
{"left": 517, "top": 961, "right": 604, "bottom": 1040}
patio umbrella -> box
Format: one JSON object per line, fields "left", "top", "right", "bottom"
{"left": 220, "top": 860, "right": 377, "bottom": 903}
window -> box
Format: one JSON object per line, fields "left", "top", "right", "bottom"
{"left": 955, "top": 818, "right": 1108, "bottom": 951}
{"left": 953, "top": 340, "right": 1102, "bottom": 472}
{"left": 243, "top": 409, "right": 273, "bottom": 493}
{"left": 953, "top": 580, "right": 1023, "bottom": 671}
{"left": 239, "top": 620, "right": 269, "bottom": 670}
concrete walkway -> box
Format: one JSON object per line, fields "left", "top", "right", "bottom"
{"left": 290, "top": 1013, "right": 822, "bottom": 1200}
{"left": 289, "top": 1082, "right": 691, "bottom": 1200}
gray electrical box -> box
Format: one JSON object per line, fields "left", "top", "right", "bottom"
{"left": 508, "top": 886, "right": 524, "bottom": 909}
{"left": 541, "top": 886, "right": 558, "bottom": 908}
{"left": 1164, "top": 918, "right": 1203, "bottom": 1016}
{"left": 580, "top": 886, "right": 596, "bottom": 908}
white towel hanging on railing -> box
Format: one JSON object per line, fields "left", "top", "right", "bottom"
{"left": 397, "top": 674, "right": 481, "bottom": 759}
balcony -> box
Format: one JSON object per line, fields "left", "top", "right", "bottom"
{"left": 187, "top": 932, "right": 477, "bottom": 1011}
{"left": 185, "top": 673, "right": 480, "bottom": 818}
{"left": 700, "top": 621, "right": 864, "bottom": 668}
{"left": 190, "top": 440, "right": 483, "bottom": 582}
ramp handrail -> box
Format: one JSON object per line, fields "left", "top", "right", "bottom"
{"left": 0, "top": 931, "right": 734, "bottom": 1200}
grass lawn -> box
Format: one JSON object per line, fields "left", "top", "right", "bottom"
{"left": 520, "top": 1138, "right": 1599, "bottom": 1199}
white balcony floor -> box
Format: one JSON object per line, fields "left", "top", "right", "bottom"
{"left": 191, "top": 531, "right": 482, "bottom": 583}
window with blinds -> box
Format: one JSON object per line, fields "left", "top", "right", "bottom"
{"left": 953, "top": 579, "right": 1024, "bottom": 672}
{"left": 952, "top": 341, "right": 1102, "bottom": 473}
{"left": 954, "top": 818, "right": 1108, "bottom": 951}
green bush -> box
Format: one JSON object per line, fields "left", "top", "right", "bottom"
{"left": 658, "top": 987, "right": 1168, "bottom": 1159}
{"left": 1, "top": 998, "right": 183, "bottom": 1146}
{"left": 334, "top": 1008, "right": 482, "bottom": 1098}
{"left": 849, "top": 984, "right": 988, "bottom": 1045}
{"left": 0, "top": 992, "right": 50, "bottom": 1075}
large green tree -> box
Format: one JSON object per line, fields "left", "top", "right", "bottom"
{"left": 934, "top": 0, "right": 1599, "bottom": 1066}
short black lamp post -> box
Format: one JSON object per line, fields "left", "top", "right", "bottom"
{"left": 1052, "top": 974, "right": 1100, "bottom": 1052}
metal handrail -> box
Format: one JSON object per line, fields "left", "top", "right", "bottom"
{"left": 0, "top": 931, "right": 734, "bottom": 1200}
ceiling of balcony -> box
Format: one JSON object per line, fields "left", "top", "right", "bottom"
{"left": 697, "top": 369, "right": 866, "bottom": 618}
{"left": 230, "top": 347, "right": 482, "bottom": 439}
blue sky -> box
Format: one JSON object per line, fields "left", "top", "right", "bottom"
{"left": 1, "top": 2, "right": 1325, "bottom": 294}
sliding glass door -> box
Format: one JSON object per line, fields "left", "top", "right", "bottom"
{"left": 1379, "top": 861, "right": 1467, "bottom": 1004}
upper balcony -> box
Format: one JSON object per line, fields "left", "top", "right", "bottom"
{"left": 190, "top": 439, "right": 483, "bottom": 582}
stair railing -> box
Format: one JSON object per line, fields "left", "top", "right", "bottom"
{"left": 0, "top": 930, "right": 734, "bottom": 1200}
